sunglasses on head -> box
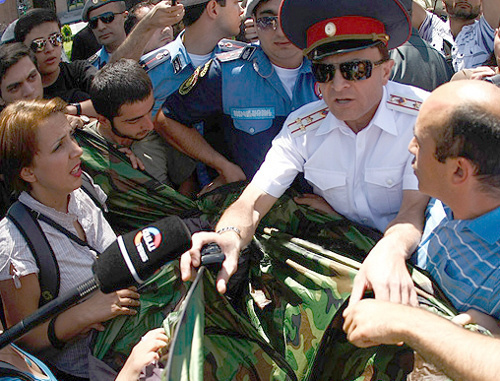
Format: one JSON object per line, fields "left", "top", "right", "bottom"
{"left": 256, "top": 16, "right": 279, "bottom": 31}
{"left": 89, "top": 12, "right": 122, "bottom": 29}
{"left": 30, "top": 32, "right": 63, "bottom": 53}
{"left": 311, "top": 59, "right": 388, "bottom": 83}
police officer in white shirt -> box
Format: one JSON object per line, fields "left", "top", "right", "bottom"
{"left": 179, "top": 0, "right": 430, "bottom": 306}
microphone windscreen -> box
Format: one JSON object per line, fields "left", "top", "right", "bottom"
{"left": 93, "top": 216, "right": 191, "bottom": 293}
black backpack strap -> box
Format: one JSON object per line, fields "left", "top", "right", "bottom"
{"left": 80, "top": 171, "right": 107, "bottom": 212}
{"left": 6, "top": 202, "right": 60, "bottom": 306}
{"left": 0, "top": 360, "right": 36, "bottom": 381}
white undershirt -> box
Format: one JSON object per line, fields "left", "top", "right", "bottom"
{"left": 273, "top": 63, "right": 302, "bottom": 99}
{"left": 188, "top": 52, "right": 213, "bottom": 68}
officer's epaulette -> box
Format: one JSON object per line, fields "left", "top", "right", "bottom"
{"left": 287, "top": 105, "right": 329, "bottom": 137}
{"left": 216, "top": 45, "right": 256, "bottom": 63}
{"left": 218, "top": 38, "right": 248, "bottom": 52}
{"left": 87, "top": 52, "right": 99, "bottom": 65}
{"left": 139, "top": 48, "right": 170, "bottom": 72}
{"left": 386, "top": 93, "right": 423, "bottom": 116}
{"left": 178, "top": 59, "right": 213, "bottom": 96}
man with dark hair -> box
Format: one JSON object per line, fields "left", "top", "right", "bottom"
{"left": 179, "top": 0, "right": 429, "bottom": 298}
{"left": 156, "top": 0, "right": 320, "bottom": 187}
{"left": 14, "top": 8, "right": 97, "bottom": 116}
{"left": 85, "top": 59, "right": 196, "bottom": 194}
{"left": 412, "top": 0, "right": 500, "bottom": 71}
{"left": 82, "top": 0, "right": 129, "bottom": 68}
{"left": 0, "top": 42, "right": 42, "bottom": 109}
{"left": 343, "top": 80, "right": 500, "bottom": 380}
{"left": 112, "top": 0, "right": 244, "bottom": 117}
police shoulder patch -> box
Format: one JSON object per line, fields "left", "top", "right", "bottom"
{"left": 386, "top": 93, "right": 423, "bottom": 116}
{"left": 87, "top": 52, "right": 99, "bottom": 65}
{"left": 216, "top": 46, "right": 256, "bottom": 63}
{"left": 287, "top": 105, "right": 329, "bottom": 137}
{"left": 178, "top": 60, "right": 213, "bottom": 95}
{"left": 218, "top": 38, "right": 248, "bottom": 52}
{"left": 139, "top": 48, "right": 170, "bottom": 72}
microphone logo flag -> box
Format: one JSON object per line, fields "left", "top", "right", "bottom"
{"left": 134, "top": 227, "right": 162, "bottom": 262}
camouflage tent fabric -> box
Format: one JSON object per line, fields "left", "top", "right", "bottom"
{"left": 91, "top": 183, "right": 487, "bottom": 380}
{"left": 74, "top": 128, "right": 197, "bottom": 234}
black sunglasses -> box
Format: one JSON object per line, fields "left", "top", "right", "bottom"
{"left": 30, "top": 32, "right": 63, "bottom": 53}
{"left": 89, "top": 12, "right": 122, "bottom": 29}
{"left": 256, "top": 16, "right": 279, "bottom": 31}
{"left": 311, "top": 59, "right": 388, "bottom": 83}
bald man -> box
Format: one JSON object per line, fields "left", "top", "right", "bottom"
{"left": 343, "top": 80, "right": 500, "bottom": 379}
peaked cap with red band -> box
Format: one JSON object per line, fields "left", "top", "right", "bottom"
{"left": 280, "top": 0, "right": 411, "bottom": 60}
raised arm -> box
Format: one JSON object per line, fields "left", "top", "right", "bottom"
{"left": 412, "top": 0, "right": 428, "bottom": 30}
{"left": 155, "top": 110, "right": 246, "bottom": 183}
{"left": 343, "top": 299, "right": 500, "bottom": 381}
{"left": 180, "top": 183, "right": 277, "bottom": 293}
{"left": 349, "top": 190, "right": 429, "bottom": 307}
{"left": 111, "top": 1, "right": 184, "bottom": 62}
{"left": 482, "top": 0, "right": 500, "bottom": 30}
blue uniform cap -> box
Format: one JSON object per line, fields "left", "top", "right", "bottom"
{"left": 280, "top": 0, "right": 411, "bottom": 60}
{"left": 82, "top": 0, "right": 125, "bottom": 22}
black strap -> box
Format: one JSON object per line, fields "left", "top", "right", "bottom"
{"left": 7, "top": 202, "right": 60, "bottom": 306}
{"left": 80, "top": 171, "right": 107, "bottom": 212}
{"left": 33, "top": 211, "right": 99, "bottom": 252}
{"left": 0, "top": 360, "right": 36, "bottom": 381}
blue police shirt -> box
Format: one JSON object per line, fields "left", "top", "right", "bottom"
{"left": 88, "top": 46, "right": 110, "bottom": 70}
{"left": 162, "top": 45, "right": 320, "bottom": 178}
{"left": 140, "top": 32, "right": 246, "bottom": 117}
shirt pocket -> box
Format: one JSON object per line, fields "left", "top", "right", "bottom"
{"left": 364, "top": 166, "right": 403, "bottom": 215}
{"left": 232, "top": 118, "right": 273, "bottom": 135}
{"left": 231, "top": 107, "right": 275, "bottom": 135}
{"left": 304, "top": 167, "right": 348, "bottom": 210}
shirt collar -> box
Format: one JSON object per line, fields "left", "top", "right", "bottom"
{"left": 315, "top": 85, "right": 398, "bottom": 136}
{"left": 442, "top": 203, "right": 500, "bottom": 245}
{"left": 19, "top": 191, "right": 79, "bottom": 224}
{"left": 466, "top": 205, "right": 500, "bottom": 245}
{"left": 169, "top": 31, "right": 191, "bottom": 69}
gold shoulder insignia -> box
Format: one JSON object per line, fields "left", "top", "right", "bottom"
{"left": 178, "top": 60, "right": 213, "bottom": 95}
{"left": 287, "top": 106, "right": 329, "bottom": 137}
{"left": 179, "top": 66, "right": 201, "bottom": 95}
{"left": 386, "top": 93, "right": 423, "bottom": 116}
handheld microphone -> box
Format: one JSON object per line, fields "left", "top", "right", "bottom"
{"left": 0, "top": 216, "right": 192, "bottom": 349}
{"left": 93, "top": 215, "right": 192, "bottom": 293}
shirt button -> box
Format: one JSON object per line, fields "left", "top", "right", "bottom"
{"left": 249, "top": 128, "right": 255, "bottom": 134}
{"left": 386, "top": 178, "right": 393, "bottom": 186}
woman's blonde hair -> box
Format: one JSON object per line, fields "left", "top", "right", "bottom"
{"left": 0, "top": 98, "right": 67, "bottom": 192}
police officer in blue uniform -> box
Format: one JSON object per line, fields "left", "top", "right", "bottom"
{"left": 82, "top": 0, "right": 128, "bottom": 69}
{"left": 130, "top": 0, "right": 245, "bottom": 117}
{"left": 156, "top": 0, "right": 321, "bottom": 183}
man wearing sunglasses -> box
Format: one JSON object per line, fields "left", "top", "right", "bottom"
{"left": 14, "top": 8, "right": 98, "bottom": 117}
{"left": 82, "top": 0, "right": 128, "bottom": 69}
{"left": 155, "top": 0, "right": 319, "bottom": 190}
{"left": 178, "top": 0, "right": 430, "bottom": 302}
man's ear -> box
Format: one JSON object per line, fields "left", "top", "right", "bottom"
{"left": 96, "top": 114, "right": 111, "bottom": 127}
{"left": 205, "top": 0, "right": 219, "bottom": 19}
{"left": 451, "top": 157, "right": 475, "bottom": 185}
{"left": 20, "top": 166, "right": 36, "bottom": 184}
{"left": 381, "top": 59, "right": 395, "bottom": 84}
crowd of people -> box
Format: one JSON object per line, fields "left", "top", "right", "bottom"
{"left": 0, "top": 0, "right": 499, "bottom": 379}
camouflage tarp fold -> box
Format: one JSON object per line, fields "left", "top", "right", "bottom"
{"left": 74, "top": 129, "right": 196, "bottom": 234}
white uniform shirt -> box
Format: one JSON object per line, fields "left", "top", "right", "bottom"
{"left": 252, "top": 81, "right": 429, "bottom": 232}
{"left": 419, "top": 13, "right": 495, "bottom": 71}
